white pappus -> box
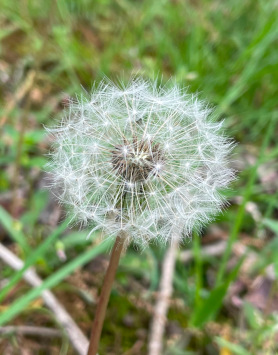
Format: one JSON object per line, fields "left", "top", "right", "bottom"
{"left": 46, "top": 78, "right": 235, "bottom": 247}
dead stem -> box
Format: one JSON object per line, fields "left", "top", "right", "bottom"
{"left": 148, "top": 237, "right": 179, "bottom": 355}
{"left": 0, "top": 242, "right": 89, "bottom": 355}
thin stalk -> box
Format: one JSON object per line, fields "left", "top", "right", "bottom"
{"left": 148, "top": 237, "right": 178, "bottom": 355}
{"left": 87, "top": 234, "right": 125, "bottom": 355}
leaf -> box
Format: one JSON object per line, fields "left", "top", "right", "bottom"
{"left": 20, "top": 189, "right": 49, "bottom": 229}
{"left": 0, "top": 218, "right": 70, "bottom": 302}
{"left": 215, "top": 337, "right": 250, "bottom": 355}
{"left": 243, "top": 302, "right": 262, "bottom": 330}
{"left": 190, "top": 257, "right": 244, "bottom": 327}
{"left": 263, "top": 218, "right": 278, "bottom": 235}
{"left": 193, "top": 233, "right": 203, "bottom": 306}
{"left": 0, "top": 239, "right": 113, "bottom": 326}
{"left": 22, "top": 156, "right": 47, "bottom": 168}
{"left": 0, "top": 206, "right": 30, "bottom": 254}
{"left": 62, "top": 230, "right": 92, "bottom": 248}
{"left": 190, "top": 282, "right": 228, "bottom": 327}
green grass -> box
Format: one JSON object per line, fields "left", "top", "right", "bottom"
{"left": 0, "top": 0, "right": 278, "bottom": 354}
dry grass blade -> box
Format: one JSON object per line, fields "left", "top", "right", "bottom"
{"left": 148, "top": 238, "right": 179, "bottom": 355}
{"left": 0, "top": 326, "right": 62, "bottom": 338}
{"left": 0, "top": 243, "right": 89, "bottom": 355}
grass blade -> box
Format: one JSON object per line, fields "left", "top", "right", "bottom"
{"left": 0, "top": 218, "right": 70, "bottom": 302}
{"left": 0, "top": 239, "right": 112, "bottom": 326}
{"left": 0, "top": 206, "right": 30, "bottom": 254}
{"left": 190, "top": 256, "right": 244, "bottom": 327}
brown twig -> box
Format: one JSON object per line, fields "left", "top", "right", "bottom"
{"left": 0, "top": 243, "right": 89, "bottom": 355}
{"left": 148, "top": 237, "right": 179, "bottom": 355}
{"left": 87, "top": 234, "right": 125, "bottom": 355}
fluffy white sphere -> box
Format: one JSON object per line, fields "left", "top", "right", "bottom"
{"left": 47, "top": 78, "right": 234, "bottom": 246}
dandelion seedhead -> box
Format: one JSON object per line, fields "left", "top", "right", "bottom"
{"left": 47, "top": 78, "right": 234, "bottom": 246}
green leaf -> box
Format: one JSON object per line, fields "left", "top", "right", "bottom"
{"left": 22, "top": 156, "right": 47, "bottom": 168}
{"left": 20, "top": 189, "right": 49, "bottom": 229}
{"left": 24, "top": 129, "right": 46, "bottom": 145}
{"left": 263, "top": 218, "right": 278, "bottom": 235}
{"left": 243, "top": 302, "right": 262, "bottom": 330}
{"left": 0, "top": 218, "right": 70, "bottom": 303}
{"left": 0, "top": 239, "right": 113, "bottom": 326}
{"left": 193, "top": 233, "right": 203, "bottom": 307}
{"left": 0, "top": 206, "right": 30, "bottom": 254}
{"left": 62, "top": 231, "right": 92, "bottom": 249}
{"left": 215, "top": 337, "right": 250, "bottom": 355}
{"left": 190, "top": 256, "right": 244, "bottom": 327}
{"left": 261, "top": 219, "right": 278, "bottom": 278}
{"left": 190, "top": 282, "right": 227, "bottom": 327}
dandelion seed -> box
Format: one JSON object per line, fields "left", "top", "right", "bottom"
{"left": 46, "top": 78, "right": 234, "bottom": 247}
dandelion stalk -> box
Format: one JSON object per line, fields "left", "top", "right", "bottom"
{"left": 87, "top": 234, "right": 125, "bottom": 355}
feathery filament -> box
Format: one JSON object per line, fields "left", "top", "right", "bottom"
{"left": 46, "top": 78, "right": 234, "bottom": 246}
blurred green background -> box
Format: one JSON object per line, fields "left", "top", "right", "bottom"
{"left": 0, "top": 0, "right": 278, "bottom": 354}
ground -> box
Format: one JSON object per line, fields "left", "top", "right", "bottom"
{"left": 0, "top": 0, "right": 278, "bottom": 354}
